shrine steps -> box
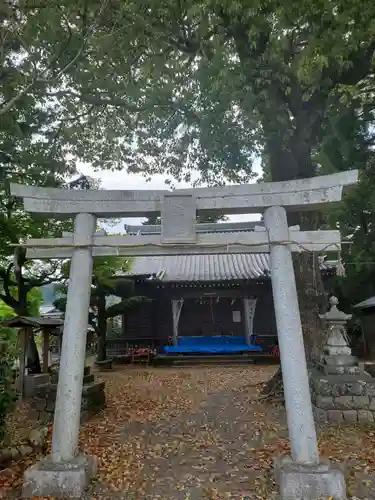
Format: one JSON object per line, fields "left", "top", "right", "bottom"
{"left": 152, "top": 353, "right": 279, "bottom": 367}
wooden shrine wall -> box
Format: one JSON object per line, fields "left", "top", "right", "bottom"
{"left": 119, "top": 280, "right": 276, "bottom": 349}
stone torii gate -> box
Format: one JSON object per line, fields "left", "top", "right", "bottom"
{"left": 11, "top": 170, "right": 357, "bottom": 499}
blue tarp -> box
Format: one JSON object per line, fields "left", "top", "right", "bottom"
{"left": 163, "top": 335, "right": 262, "bottom": 354}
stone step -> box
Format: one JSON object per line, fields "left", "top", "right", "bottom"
{"left": 153, "top": 354, "right": 277, "bottom": 367}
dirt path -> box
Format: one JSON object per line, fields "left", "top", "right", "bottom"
{"left": 115, "top": 388, "right": 286, "bottom": 499}
{"left": 4, "top": 364, "right": 375, "bottom": 499}
{"left": 88, "top": 365, "right": 287, "bottom": 499}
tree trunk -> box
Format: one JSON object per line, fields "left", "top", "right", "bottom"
{"left": 11, "top": 250, "right": 42, "bottom": 374}
{"left": 96, "top": 294, "right": 107, "bottom": 362}
{"left": 14, "top": 304, "right": 41, "bottom": 375}
{"left": 25, "top": 334, "right": 42, "bottom": 374}
{"left": 292, "top": 245, "right": 328, "bottom": 363}
{"left": 268, "top": 146, "right": 328, "bottom": 364}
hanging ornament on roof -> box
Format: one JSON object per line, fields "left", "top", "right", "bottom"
{"left": 336, "top": 250, "right": 346, "bottom": 277}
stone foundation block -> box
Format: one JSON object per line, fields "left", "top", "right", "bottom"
{"left": 366, "top": 381, "right": 375, "bottom": 396}
{"left": 334, "top": 395, "right": 355, "bottom": 409}
{"left": 358, "top": 410, "right": 374, "bottom": 423}
{"left": 352, "top": 395, "right": 370, "bottom": 408}
{"left": 315, "top": 395, "right": 334, "bottom": 409}
{"left": 309, "top": 370, "right": 368, "bottom": 397}
{"left": 30, "top": 380, "right": 105, "bottom": 425}
{"left": 343, "top": 410, "right": 358, "bottom": 423}
{"left": 274, "top": 455, "right": 347, "bottom": 500}
{"left": 22, "top": 454, "right": 97, "bottom": 498}
{"left": 24, "top": 374, "right": 50, "bottom": 398}
{"left": 312, "top": 405, "right": 327, "bottom": 423}
{"left": 327, "top": 409, "right": 344, "bottom": 423}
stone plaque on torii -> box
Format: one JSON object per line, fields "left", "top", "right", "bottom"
{"left": 10, "top": 170, "right": 357, "bottom": 499}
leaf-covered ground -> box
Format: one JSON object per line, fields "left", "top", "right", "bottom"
{"left": 2, "top": 364, "right": 375, "bottom": 498}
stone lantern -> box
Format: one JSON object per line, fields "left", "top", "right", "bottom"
{"left": 318, "top": 296, "right": 359, "bottom": 375}
{"left": 310, "top": 296, "right": 374, "bottom": 425}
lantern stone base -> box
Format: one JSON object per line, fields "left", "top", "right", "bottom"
{"left": 310, "top": 369, "right": 375, "bottom": 424}
{"left": 274, "top": 455, "right": 347, "bottom": 500}
{"left": 22, "top": 454, "right": 97, "bottom": 498}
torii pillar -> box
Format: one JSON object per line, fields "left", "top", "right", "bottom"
{"left": 265, "top": 206, "right": 346, "bottom": 499}
{"left": 24, "top": 213, "right": 98, "bottom": 498}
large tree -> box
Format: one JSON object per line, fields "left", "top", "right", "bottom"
{"left": 0, "top": 1, "right": 90, "bottom": 370}
{"left": 52, "top": 0, "right": 374, "bottom": 358}
{"left": 4, "top": 1, "right": 375, "bottom": 358}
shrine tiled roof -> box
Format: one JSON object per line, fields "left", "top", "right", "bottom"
{"left": 128, "top": 254, "right": 271, "bottom": 282}
{"left": 125, "top": 254, "right": 336, "bottom": 282}
{"left": 123, "top": 222, "right": 336, "bottom": 282}
{"left": 353, "top": 296, "right": 375, "bottom": 310}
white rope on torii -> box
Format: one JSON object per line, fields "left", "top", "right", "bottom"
{"left": 10, "top": 234, "right": 344, "bottom": 257}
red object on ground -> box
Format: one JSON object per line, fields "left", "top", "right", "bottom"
{"left": 131, "top": 348, "right": 152, "bottom": 364}
{"left": 271, "top": 345, "right": 280, "bottom": 358}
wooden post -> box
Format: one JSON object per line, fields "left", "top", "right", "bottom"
{"left": 42, "top": 328, "right": 49, "bottom": 373}
{"left": 18, "top": 327, "right": 28, "bottom": 398}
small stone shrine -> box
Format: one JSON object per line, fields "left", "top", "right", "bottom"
{"left": 310, "top": 296, "right": 375, "bottom": 423}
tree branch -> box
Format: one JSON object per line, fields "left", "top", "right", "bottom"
{"left": 328, "top": 40, "right": 375, "bottom": 87}
{"left": 0, "top": 265, "right": 17, "bottom": 289}
{"left": 0, "top": 262, "right": 18, "bottom": 310}
{"left": 0, "top": 80, "right": 38, "bottom": 118}
{"left": 0, "top": 0, "right": 96, "bottom": 117}
{"left": 105, "top": 296, "right": 152, "bottom": 319}
{"left": 25, "top": 274, "right": 63, "bottom": 291}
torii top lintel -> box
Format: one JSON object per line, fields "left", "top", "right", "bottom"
{"left": 10, "top": 170, "right": 358, "bottom": 218}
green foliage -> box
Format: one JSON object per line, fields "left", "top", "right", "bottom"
{"left": 54, "top": 254, "right": 150, "bottom": 325}
{"left": 2, "top": 1, "right": 375, "bottom": 319}
{"left": 0, "top": 287, "right": 42, "bottom": 361}
{"left": 1, "top": 1, "right": 374, "bottom": 187}
{"left": 34, "top": 0, "right": 373, "bottom": 186}
{"left": 0, "top": 299, "right": 17, "bottom": 354}
{"left": 313, "top": 101, "right": 375, "bottom": 310}
{"left": 92, "top": 257, "right": 132, "bottom": 289}
{"left": 2, "top": 2, "right": 374, "bottom": 187}
{"left": 0, "top": 302, "right": 18, "bottom": 443}
{"left": 0, "top": 2, "right": 103, "bottom": 321}
{"left": 0, "top": 340, "right": 17, "bottom": 444}
{"left": 0, "top": 300, "right": 16, "bottom": 320}
{"left": 27, "top": 288, "right": 43, "bottom": 317}
{"left": 332, "top": 162, "right": 375, "bottom": 310}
